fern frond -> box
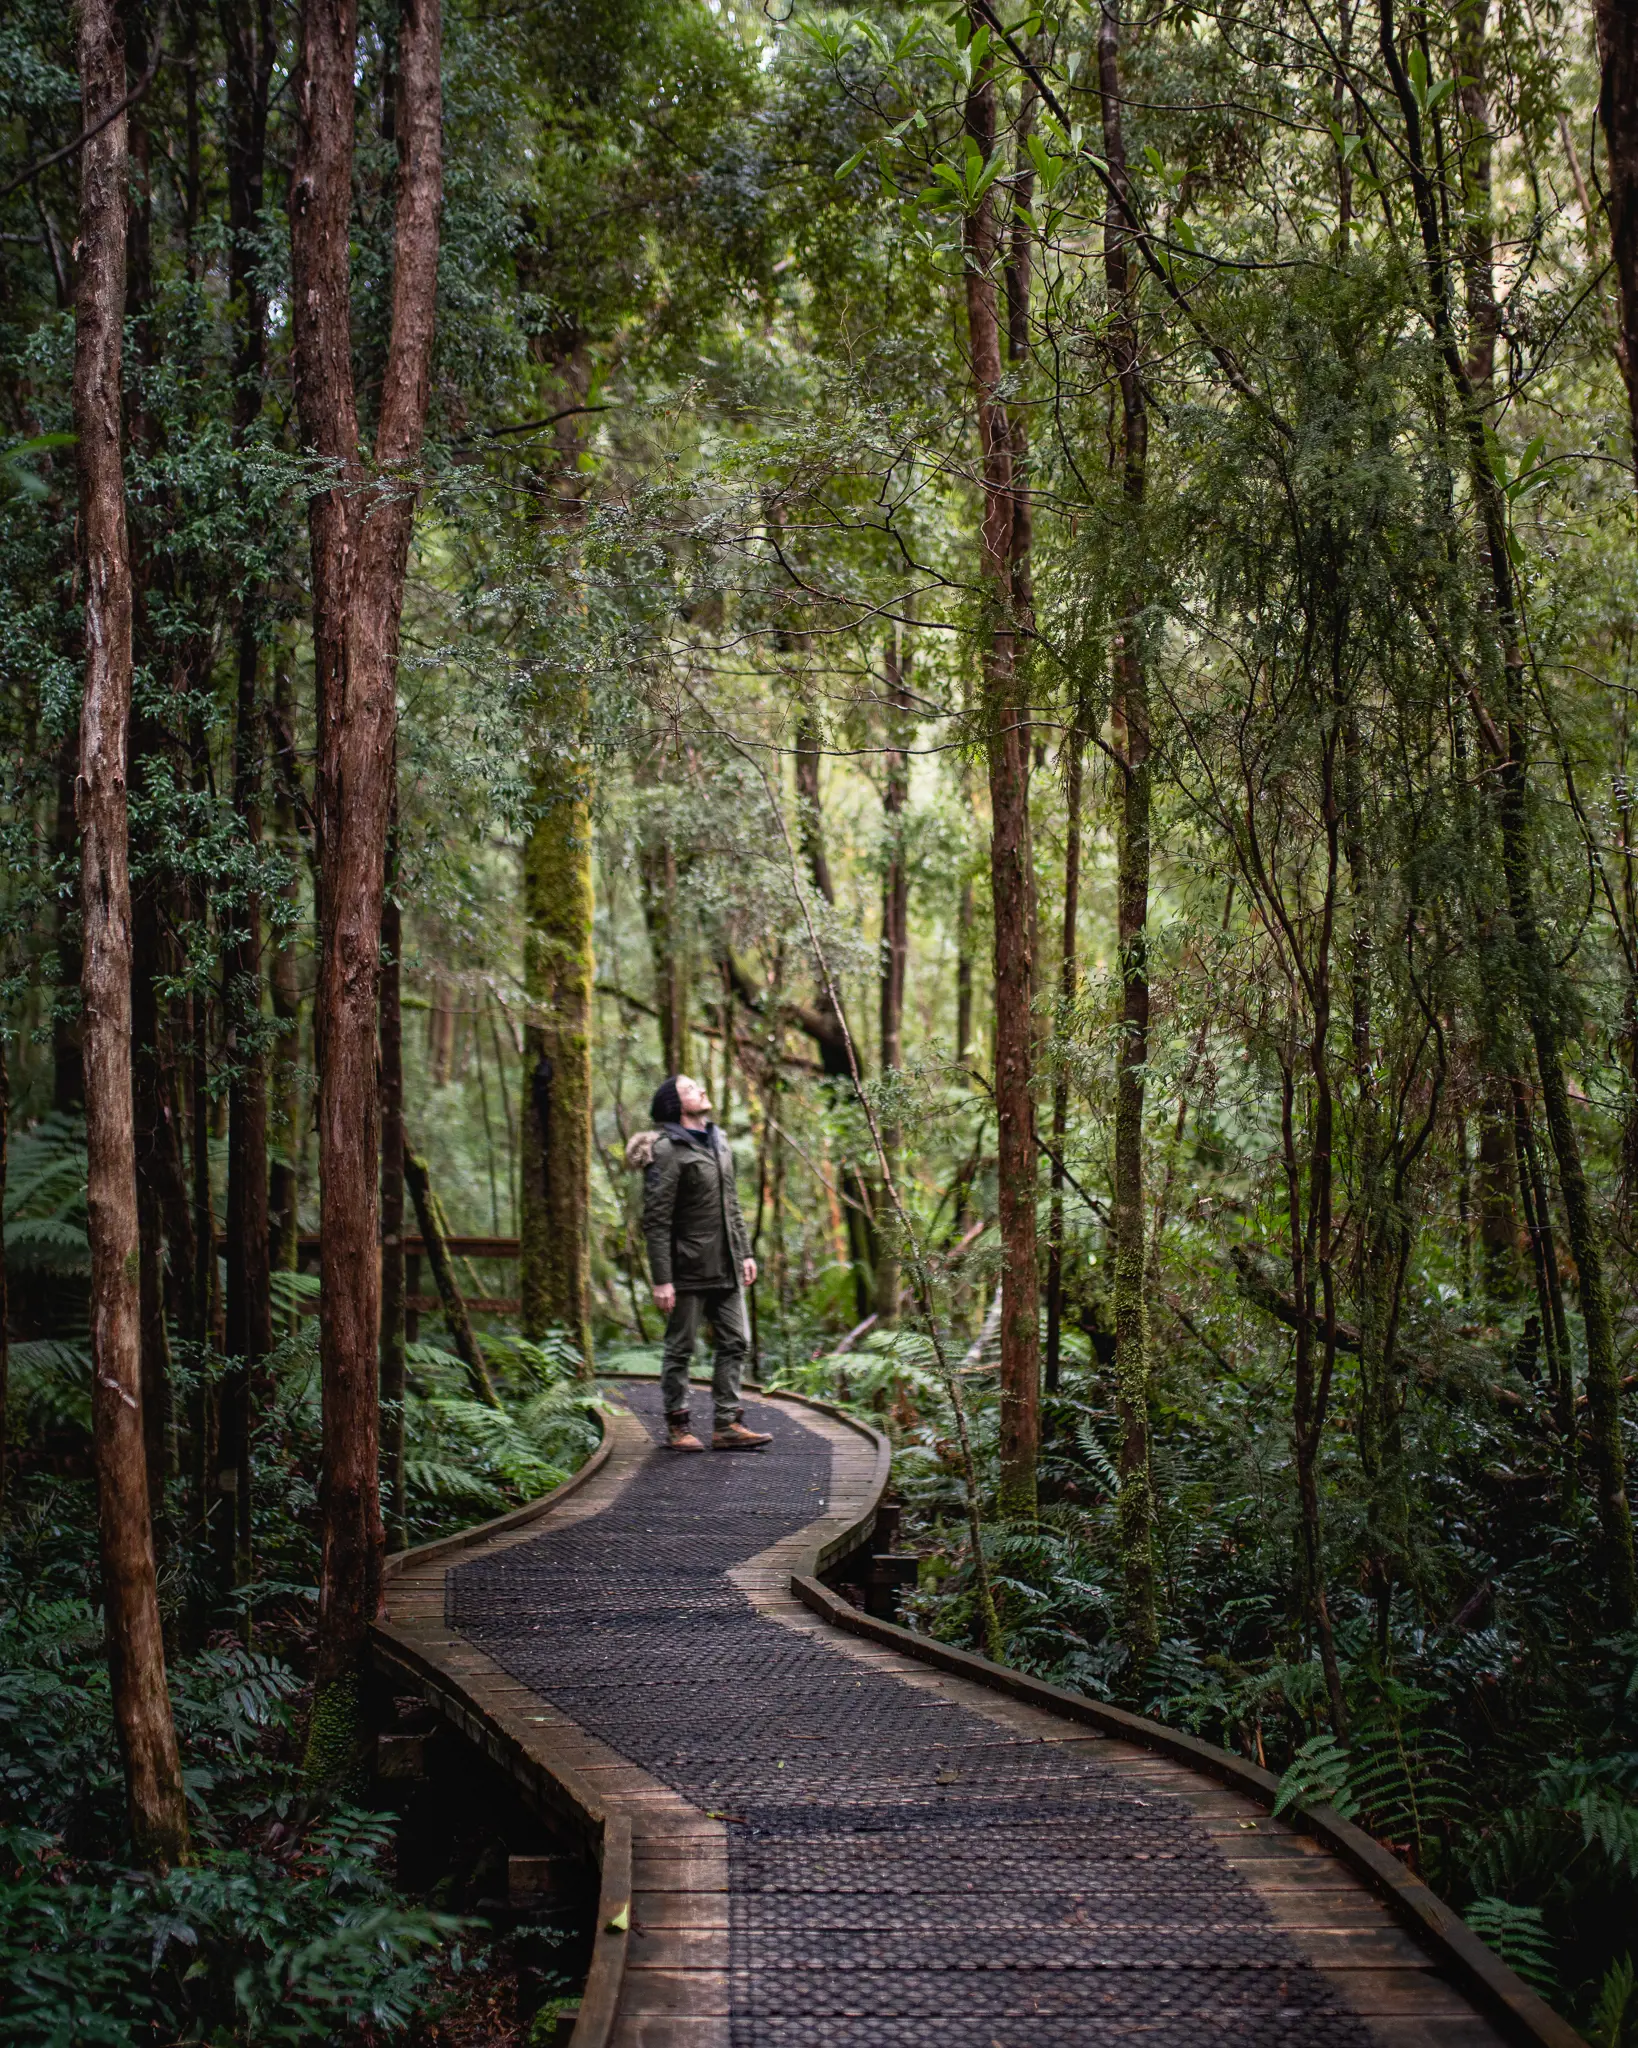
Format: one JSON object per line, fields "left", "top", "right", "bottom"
{"left": 1273, "top": 1732, "right": 1358, "bottom": 1820}
{"left": 1463, "top": 1898, "right": 1558, "bottom": 1997}
{"left": 1588, "top": 1954, "right": 1638, "bottom": 2048}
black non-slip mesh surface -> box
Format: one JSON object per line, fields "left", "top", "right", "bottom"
{"left": 450, "top": 1386, "right": 1373, "bottom": 2044}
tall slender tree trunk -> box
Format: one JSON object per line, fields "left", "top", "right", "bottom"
{"left": 131, "top": 853, "right": 182, "bottom": 1544}
{"left": 268, "top": 652, "right": 303, "bottom": 1300}
{"left": 0, "top": 1038, "right": 9, "bottom": 1509}
{"left": 52, "top": 739, "right": 83, "bottom": 1113}
{"left": 74, "top": 0, "right": 189, "bottom": 1870}
{"left": 1044, "top": 720, "right": 1082, "bottom": 1395}
{"left": 219, "top": 633, "right": 271, "bottom": 1605}
{"left": 290, "top": 0, "right": 443, "bottom": 1779}
{"left": 1597, "top": 0, "right": 1638, "bottom": 479}
{"left": 217, "top": 0, "right": 276, "bottom": 1621}
{"left": 380, "top": 821, "right": 407, "bottom": 1550}
{"left": 965, "top": 17, "right": 1038, "bottom": 1518}
{"left": 877, "top": 628, "right": 911, "bottom": 1324}
{"left": 956, "top": 872, "right": 975, "bottom": 1063}
{"left": 521, "top": 372, "right": 595, "bottom": 1367}
{"left": 521, "top": 728, "right": 595, "bottom": 1367}
{"left": 1100, "top": 4, "right": 1156, "bottom": 1649}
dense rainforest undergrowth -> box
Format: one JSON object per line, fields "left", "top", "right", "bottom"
{"left": 12, "top": 0, "right": 1638, "bottom": 2037}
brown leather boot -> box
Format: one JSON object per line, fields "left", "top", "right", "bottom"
{"left": 712, "top": 1420, "right": 772, "bottom": 1451}
{"left": 666, "top": 1414, "right": 706, "bottom": 1452}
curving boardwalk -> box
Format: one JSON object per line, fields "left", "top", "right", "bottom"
{"left": 374, "top": 1384, "right": 1588, "bottom": 2039}
{"left": 379, "top": 1384, "right": 1571, "bottom": 2047}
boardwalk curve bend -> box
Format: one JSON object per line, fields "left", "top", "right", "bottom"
{"left": 373, "top": 1384, "right": 1581, "bottom": 2048}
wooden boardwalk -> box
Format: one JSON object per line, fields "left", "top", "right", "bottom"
{"left": 374, "top": 1384, "right": 1581, "bottom": 2048}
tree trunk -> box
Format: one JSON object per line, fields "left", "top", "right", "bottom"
{"left": 965, "top": 17, "right": 1038, "bottom": 1519}
{"left": 52, "top": 738, "right": 84, "bottom": 1113}
{"left": 219, "top": 618, "right": 271, "bottom": 1607}
{"left": 521, "top": 731, "right": 595, "bottom": 1367}
{"left": 1101, "top": 3, "right": 1156, "bottom": 1647}
{"left": 268, "top": 651, "right": 303, "bottom": 1301}
{"left": 380, "top": 829, "right": 407, "bottom": 1550}
{"left": 74, "top": 0, "right": 190, "bottom": 1871}
{"left": 1044, "top": 720, "right": 1083, "bottom": 1395}
{"left": 1510, "top": 1075, "right": 1574, "bottom": 1486}
{"left": 0, "top": 1037, "right": 8, "bottom": 1509}
{"left": 290, "top": 0, "right": 443, "bottom": 1781}
{"left": 876, "top": 628, "right": 910, "bottom": 1325}
{"left": 637, "top": 825, "right": 689, "bottom": 1073}
{"left": 1597, "top": 0, "right": 1638, "bottom": 478}
{"left": 405, "top": 1149, "right": 501, "bottom": 1407}
{"left": 956, "top": 872, "right": 975, "bottom": 1063}
{"left": 1475, "top": 1080, "right": 1518, "bottom": 1298}
{"left": 520, "top": 366, "right": 596, "bottom": 1367}
{"left": 130, "top": 804, "right": 184, "bottom": 1542}
{"left": 216, "top": 0, "right": 277, "bottom": 1617}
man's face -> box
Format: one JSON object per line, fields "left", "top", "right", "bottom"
{"left": 675, "top": 1074, "right": 712, "bottom": 1120}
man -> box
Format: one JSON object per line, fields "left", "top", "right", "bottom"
{"left": 639, "top": 1074, "right": 772, "bottom": 1452}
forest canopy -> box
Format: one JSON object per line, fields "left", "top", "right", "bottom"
{"left": 9, "top": 0, "right": 1638, "bottom": 2038}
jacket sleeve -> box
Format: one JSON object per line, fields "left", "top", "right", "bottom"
{"left": 719, "top": 1132, "right": 752, "bottom": 1267}
{"left": 642, "top": 1140, "right": 679, "bottom": 1285}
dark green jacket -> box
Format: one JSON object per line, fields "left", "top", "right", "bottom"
{"left": 641, "top": 1125, "right": 750, "bottom": 1291}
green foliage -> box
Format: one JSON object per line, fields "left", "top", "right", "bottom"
{"left": 0, "top": 1487, "right": 475, "bottom": 2043}
{"left": 0, "top": 1810, "right": 463, "bottom": 2046}
{"left": 1464, "top": 1899, "right": 1559, "bottom": 1998}
{"left": 1590, "top": 1956, "right": 1638, "bottom": 2048}
{"left": 401, "top": 1331, "right": 603, "bottom": 1538}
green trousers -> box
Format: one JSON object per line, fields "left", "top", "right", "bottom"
{"left": 661, "top": 1286, "right": 747, "bottom": 1429}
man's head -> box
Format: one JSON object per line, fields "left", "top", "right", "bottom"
{"left": 650, "top": 1073, "right": 712, "bottom": 1127}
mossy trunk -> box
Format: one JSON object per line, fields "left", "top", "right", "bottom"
{"left": 521, "top": 726, "right": 595, "bottom": 1370}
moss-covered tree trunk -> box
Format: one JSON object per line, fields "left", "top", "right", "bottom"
{"left": 521, "top": 717, "right": 595, "bottom": 1370}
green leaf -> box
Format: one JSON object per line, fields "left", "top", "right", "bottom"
{"left": 969, "top": 144, "right": 1007, "bottom": 208}
{"left": 834, "top": 148, "right": 867, "bottom": 181}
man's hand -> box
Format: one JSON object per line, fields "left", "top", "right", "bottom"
{"left": 653, "top": 1282, "right": 676, "bottom": 1315}
{"left": 742, "top": 1257, "right": 757, "bottom": 1288}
